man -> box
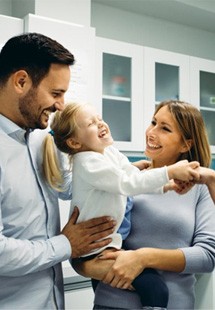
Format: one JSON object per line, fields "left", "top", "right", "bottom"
{"left": 0, "top": 32, "right": 115, "bottom": 309}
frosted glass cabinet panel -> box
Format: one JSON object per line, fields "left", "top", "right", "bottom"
{"left": 102, "top": 53, "right": 131, "bottom": 142}
{"left": 95, "top": 37, "right": 144, "bottom": 152}
{"left": 190, "top": 57, "right": 215, "bottom": 153}
{"left": 103, "top": 98, "right": 131, "bottom": 142}
{"left": 142, "top": 47, "right": 190, "bottom": 149}
{"left": 103, "top": 53, "right": 131, "bottom": 98}
{"left": 200, "top": 71, "right": 215, "bottom": 108}
{"left": 155, "top": 63, "right": 179, "bottom": 102}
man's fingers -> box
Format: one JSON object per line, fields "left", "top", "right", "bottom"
{"left": 68, "top": 206, "right": 79, "bottom": 224}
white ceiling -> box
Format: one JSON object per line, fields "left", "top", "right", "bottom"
{"left": 92, "top": 0, "right": 215, "bottom": 33}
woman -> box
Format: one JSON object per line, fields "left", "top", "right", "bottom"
{"left": 43, "top": 102, "right": 200, "bottom": 309}
{"left": 73, "top": 100, "right": 215, "bottom": 309}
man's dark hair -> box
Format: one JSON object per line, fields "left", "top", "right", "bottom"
{"left": 0, "top": 32, "right": 75, "bottom": 87}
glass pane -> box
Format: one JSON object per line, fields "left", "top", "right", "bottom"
{"left": 155, "top": 63, "right": 179, "bottom": 102}
{"left": 200, "top": 71, "right": 215, "bottom": 108}
{"left": 103, "top": 98, "right": 131, "bottom": 141}
{"left": 103, "top": 53, "right": 131, "bottom": 97}
{"left": 201, "top": 109, "right": 215, "bottom": 145}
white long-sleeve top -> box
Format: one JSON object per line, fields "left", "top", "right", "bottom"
{"left": 70, "top": 145, "right": 169, "bottom": 256}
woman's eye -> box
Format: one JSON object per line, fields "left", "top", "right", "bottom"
{"left": 163, "top": 127, "right": 171, "bottom": 132}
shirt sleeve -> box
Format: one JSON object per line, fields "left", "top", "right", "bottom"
{"left": 117, "top": 196, "right": 134, "bottom": 240}
{"left": 180, "top": 185, "right": 215, "bottom": 273}
{"left": 0, "top": 225, "right": 71, "bottom": 277}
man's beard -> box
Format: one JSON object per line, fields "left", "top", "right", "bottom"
{"left": 18, "top": 88, "right": 43, "bottom": 130}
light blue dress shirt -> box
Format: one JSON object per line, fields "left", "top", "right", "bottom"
{"left": 0, "top": 115, "right": 72, "bottom": 309}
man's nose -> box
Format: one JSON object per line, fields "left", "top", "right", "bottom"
{"left": 54, "top": 100, "right": 65, "bottom": 111}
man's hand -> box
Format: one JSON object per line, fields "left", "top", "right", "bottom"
{"left": 164, "top": 179, "right": 195, "bottom": 194}
{"left": 61, "top": 207, "right": 116, "bottom": 258}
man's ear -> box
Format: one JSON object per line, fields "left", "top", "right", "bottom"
{"left": 66, "top": 137, "right": 82, "bottom": 150}
{"left": 180, "top": 139, "right": 193, "bottom": 154}
{"left": 13, "top": 70, "right": 30, "bottom": 93}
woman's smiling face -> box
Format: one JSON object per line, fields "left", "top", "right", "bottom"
{"left": 145, "top": 105, "right": 188, "bottom": 168}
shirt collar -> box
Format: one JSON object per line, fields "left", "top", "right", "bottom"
{"left": 0, "top": 114, "right": 27, "bottom": 144}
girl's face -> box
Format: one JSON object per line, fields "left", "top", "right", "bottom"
{"left": 145, "top": 105, "right": 189, "bottom": 168}
{"left": 72, "top": 104, "right": 113, "bottom": 153}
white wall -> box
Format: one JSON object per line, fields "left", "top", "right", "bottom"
{"left": 34, "top": 0, "right": 91, "bottom": 26}
{"left": 0, "top": 0, "right": 91, "bottom": 27}
{"left": 91, "top": 2, "right": 215, "bottom": 61}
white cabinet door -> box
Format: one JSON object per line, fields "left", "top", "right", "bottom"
{"left": 24, "top": 14, "right": 96, "bottom": 105}
{"left": 142, "top": 47, "right": 190, "bottom": 147}
{"left": 190, "top": 56, "right": 215, "bottom": 154}
{"left": 65, "top": 287, "right": 94, "bottom": 310}
{"left": 95, "top": 37, "right": 144, "bottom": 152}
{"left": 0, "top": 15, "right": 23, "bottom": 44}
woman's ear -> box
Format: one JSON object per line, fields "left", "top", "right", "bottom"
{"left": 66, "top": 137, "right": 82, "bottom": 150}
{"left": 180, "top": 139, "right": 192, "bottom": 154}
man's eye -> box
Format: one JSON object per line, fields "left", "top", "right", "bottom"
{"left": 53, "top": 93, "right": 59, "bottom": 98}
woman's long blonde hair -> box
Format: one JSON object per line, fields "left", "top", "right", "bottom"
{"left": 43, "top": 102, "right": 84, "bottom": 190}
{"left": 154, "top": 100, "right": 211, "bottom": 167}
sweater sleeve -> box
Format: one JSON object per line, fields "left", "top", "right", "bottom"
{"left": 180, "top": 185, "right": 215, "bottom": 273}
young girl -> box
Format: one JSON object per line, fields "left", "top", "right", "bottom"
{"left": 43, "top": 102, "right": 200, "bottom": 309}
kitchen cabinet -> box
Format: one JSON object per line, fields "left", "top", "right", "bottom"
{"left": 190, "top": 56, "right": 215, "bottom": 153}
{"left": 65, "top": 286, "right": 94, "bottom": 309}
{"left": 24, "top": 14, "right": 96, "bottom": 105}
{"left": 95, "top": 37, "right": 144, "bottom": 152}
{"left": 142, "top": 47, "right": 190, "bottom": 149}
{"left": 96, "top": 38, "right": 215, "bottom": 154}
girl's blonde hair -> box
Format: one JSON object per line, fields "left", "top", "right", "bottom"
{"left": 43, "top": 102, "right": 84, "bottom": 190}
{"left": 154, "top": 100, "right": 211, "bottom": 167}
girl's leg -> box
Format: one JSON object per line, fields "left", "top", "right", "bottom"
{"left": 132, "top": 268, "right": 169, "bottom": 308}
{"left": 72, "top": 248, "right": 118, "bottom": 280}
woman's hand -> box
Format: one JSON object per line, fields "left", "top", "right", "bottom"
{"left": 98, "top": 248, "right": 185, "bottom": 289}
{"left": 98, "top": 250, "right": 144, "bottom": 289}
{"left": 132, "top": 160, "right": 151, "bottom": 171}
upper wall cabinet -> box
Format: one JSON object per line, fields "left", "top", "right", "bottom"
{"left": 190, "top": 57, "right": 215, "bottom": 154}
{"left": 95, "top": 39, "right": 215, "bottom": 154}
{"left": 24, "top": 14, "right": 96, "bottom": 105}
{"left": 95, "top": 37, "right": 144, "bottom": 152}
{"left": 0, "top": 15, "right": 23, "bottom": 44}
{"left": 142, "top": 47, "right": 190, "bottom": 143}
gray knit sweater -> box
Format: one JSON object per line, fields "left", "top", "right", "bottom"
{"left": 94, "top": 184, "right": 215, "bottom": 309}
